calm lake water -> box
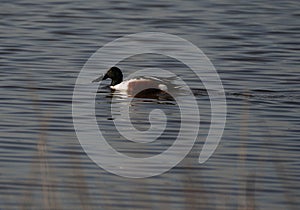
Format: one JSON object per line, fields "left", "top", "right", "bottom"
{"left": 1, "top": 0, "right": 299, "bottom": 209}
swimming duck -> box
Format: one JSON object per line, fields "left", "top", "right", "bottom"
{"left": 93, "top": 66, "right": 169, "bottom": 97}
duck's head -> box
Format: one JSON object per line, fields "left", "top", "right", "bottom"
{"left": 103, "top": 66, "right": 123, "bottom": 86}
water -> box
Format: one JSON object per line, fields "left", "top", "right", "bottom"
{"left": 1, "top": 0, "right": 299, "bottom": 209}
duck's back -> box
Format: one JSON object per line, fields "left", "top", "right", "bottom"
{"left": 111, "top": 78, "right": 167, "bottom": 96}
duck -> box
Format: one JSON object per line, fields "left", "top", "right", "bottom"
{"left": 93, "top": 66, "right": 170, "bottom": 98}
